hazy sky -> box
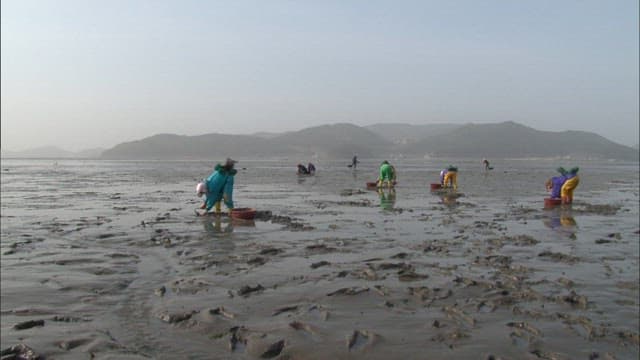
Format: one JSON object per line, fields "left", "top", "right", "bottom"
{"left": 2, "top": 0, "right": 638, "bottom": 151}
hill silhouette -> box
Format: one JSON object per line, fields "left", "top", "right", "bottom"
{"left": 102, "top": 124, "right": 390, "bottom": 159}
{"left": 95, "top": 121, "right": 639, "bottom": 161}
{"left": 365, "top": 123, "right": 461, "bottom": 144}
{"left": 272, "top": 123, "right": 392, "bottom": 158}
{"left": 1, "top": 146, "right": 104, "bottom": 159}
{"left": 401, "top": 121, "right": 639, "bottom": 160}
{"left": 101, "top": 133, "right": 291, "bottom": 160}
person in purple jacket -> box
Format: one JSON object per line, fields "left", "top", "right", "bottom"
{"left": 545, "top": 167, "right": 568, "bottom": 199}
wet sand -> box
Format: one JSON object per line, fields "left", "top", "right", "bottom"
{"left": 1, "top": 159, "right": 639, "bottom": 359}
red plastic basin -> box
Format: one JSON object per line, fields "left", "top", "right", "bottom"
{"left": 430, "top": 183, "right": 442, "bottom": 190}
{"left": 366, "top": 182, "right": 378, "bottom": 189}
{"left": 544, "top": 198, "right": 562, "bottom": 208}
{"left": 231, "top": 208, "right": 257, "bottom": 220}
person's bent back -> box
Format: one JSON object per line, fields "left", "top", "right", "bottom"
{"left": 297, "top": 164, "right": 309, "bottom": 175}
{"left": 443, "top": 165, "right": 458, "bottom": 190}
{"left": 204, "top": 158, "right": 237, "bottom": 215}
{"left": 378, "top": 161, "right": 395, "bottom": 188}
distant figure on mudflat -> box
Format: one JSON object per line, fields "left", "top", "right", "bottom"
{"left": 483, "top": 158, "right": 492, "bottom": 170}
{"left": 307, "top": 163, "right": 316, "bottom": 174}
{"left": 351, "top": 155, "right": 359, "bottom": 169}
{"left": 297, "top": 164, "right": 309, "bottom": 175}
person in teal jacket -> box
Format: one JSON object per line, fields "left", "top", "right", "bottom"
{"left": 199, "top": 158, "right": 237, "bottom": 215}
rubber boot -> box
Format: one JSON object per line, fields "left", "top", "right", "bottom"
{"left": 215, "top": 201, "right": 221, "bottom": 215}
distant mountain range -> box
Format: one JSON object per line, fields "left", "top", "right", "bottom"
{"left": 399, "top": 121, "right": 639, "bottom": 160}
{"left": 100, "top": 121, "right": 637, "bottom": 161}
{"left": 0, "top": 146, "right": 104, "bottom": 159}
{"left": 365, "top": 123, "right": 462, "bottom": 145}
{"left": 99, "top": 133, "right": 292, "bottom": 160}
{"left": 3, "top": 122, "right": 638, "bottom": 161}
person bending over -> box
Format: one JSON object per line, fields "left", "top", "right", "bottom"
{"left": 443, "top": 165, "right": 458, "bottom": 190}
{"left": 297, "top": 164, "right": 309, "bottom": 175}
{"left": 561, "top": 167, "right": 579, "bottom": 204}
{"left": 197, "top": 158, "right": 237, "bottom": 216}
{"left": 377, "top": 160, "right": 396, "bottom": 188}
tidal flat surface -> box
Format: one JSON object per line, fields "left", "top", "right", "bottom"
{"left": 1, "top": 159, "right": 639, "bottom": 359}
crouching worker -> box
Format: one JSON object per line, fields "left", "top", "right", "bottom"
{"left": 197, "top": 158, "right": 237, "bottom": 216}
{"left": 545, "top": 168, "right": 567, "bottom": 199}
{"left": 377, "top": 160, "right": 396, "bottom": 188}
{"left": 307, "top": 163, "right": 316, "bottom": 174}
{"left": 443, "top": 165, "right": 458, "bottom": 190}
{"left": 297, "top": 164, "right": 309, "bottom": 175}
{"left": 561, "top": 167, "right": 579, "bottom": 204}
{"left": 440, "top": 169, "right": 448, "bottom": 186}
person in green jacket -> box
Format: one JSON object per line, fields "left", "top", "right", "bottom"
{"left": 377, "top": 160, "right": 396, "bottom": 188}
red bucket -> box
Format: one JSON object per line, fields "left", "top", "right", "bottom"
{"left": 544, "top": 198, "right": 562, "bottom": 208}
{"left": 366, "top": 182, "right": 378, "bottom": 189}
{"left": 231, "top": 208, "right": 257, "bottom": 220}
{"left": 430, "top": 183, "right": 442, "bottom": 190}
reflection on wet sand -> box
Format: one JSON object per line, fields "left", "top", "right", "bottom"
{"left": 203, "top": 216, "right": 234, "bottom": 235}
{"left": 202, "top": 216, "right": 256, "bottom": 236}
{"left": 543, "top": 207, "right": 578, "bottom": 237}
{"left": 439, "top": 193, "right": 459, "bottom": 206}
{"left": 377, "top": 188, "right": 396, "bottom": 210}
{"left": 232, "top": 218, "right": 256, "bottom": 228}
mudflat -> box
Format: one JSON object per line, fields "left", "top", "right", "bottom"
{"left": 1, "top": 159, "right": 638, "bottom": 359}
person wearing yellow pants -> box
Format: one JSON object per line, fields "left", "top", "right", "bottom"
{"left": 377, "top": 160, "right": 396, "bottom": 188}
{"left": 442, "top": 165, "right": 458, "bottom": 190}
{"left": 561, "top": 167, "right": 579, "bottom": 204}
